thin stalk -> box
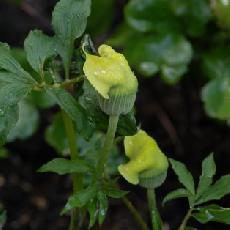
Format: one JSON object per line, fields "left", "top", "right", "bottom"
{"left": 178, "top": 208, "right": 193, "bottom": 230}
{"left": 122, "top": 197, "right": 149, "bottom": 230}
{"left": 62, "top": 111, "right": 82, "bottom": 230}
{"left": 95, "top": 115, "right": 119, "bottom": 178}
{"left": 147, "top": 188, "right": 162, "bottom": 230}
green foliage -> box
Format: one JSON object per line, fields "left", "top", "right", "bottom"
{"left": 24, "top": 30, "right": 56, "bottom": 74}
{"left": 38, "top": 158, "right": 91, "bottom": 175}
{"left": 193, "top": 204, "right": 230, "bottom": 224}
{"left": 0, "top": 209, "right": 6, "bottom": 229}
{"left": 123, "top": 33, "right": 192, "bottom": 84}
{"left": 169, "top": 158, "right": 195, "bottom": 194}
{"left": 163, "top": 188, "right": 190, "bottom": 205}
{"left": 87, "top": 0, "right": 115, "bottom": 36}
{"left": 201, "top": 47, "right": 230, "bottom": 120}
{"left": 47, "top": 88, "right": 92, "bottom": 139}
{"left": 52, "top": 0, "right": 91, "bottom": 73}
{"left": 7, "top": 101, "right": 39, "bottom": 141}
{"left": 164, "top": 153, "right": 230, "bottom": 227}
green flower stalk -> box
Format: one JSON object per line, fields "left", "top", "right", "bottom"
{"left": 118, "top": 130, "right": 168, "bottom": 187}
{"left": 83, "top": 44, "right": 138, "bottom": 115}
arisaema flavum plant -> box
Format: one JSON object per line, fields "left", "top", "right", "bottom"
{"left": 0, "top": 0, "right": 230, "bottom": 230}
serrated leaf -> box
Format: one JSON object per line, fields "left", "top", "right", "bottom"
{"left": 62, "top": 185, "right": 97, "bottom": 214}
{"left": 163, "top": 188, "right": 190, "bottom": 205}
{"left": 52, "top": 0, "right": 91, "bottom": 71}
{"left": 196, "top": 153, "right": 216, "bottom": 199}
{"left": 0, "top": 83, "right": 31, "bottom": 114}
{"left": 7, "top": 101, "right": 39, "bottom": 141}
{"left": 0, "top": 43, "right": 36, "bottom": 85}
{"left": 195, "top": 175, "right": 230, "bottom": 205}
{"left": 169, "top": 158, "right": 195, "bottom": 194}
{"left": 0, "top": 105, "right": 18, "bottom": 146}
{"left": 24, "top": 30, "right": 56, "bottom": 73}
{"left": 47, "top": 88, "right": 92, "bottom": 139}
{"left": 97, "top": 191, "right": 108, "bottom": 225}
{"left": 38, "top": 158, "right": 91, "bottom": 175}
{"left": 193, "top": 204, "right": 230, "bottom": 224}
{"left": 52, "top": 0, "right": 91, "bottom": 43}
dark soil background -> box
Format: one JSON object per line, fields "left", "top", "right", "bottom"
{"left": 0, "top": 1, "right": 229, "bottom": 230}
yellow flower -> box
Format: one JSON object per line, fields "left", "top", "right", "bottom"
{"left": 118, "top": 130, "right": 168, "bottom": 185}
{"left": 83, "top": 44, "right": 138, "bottom": 99}
{"left": 83, "top": 44, "right": 138, "bottom": 115}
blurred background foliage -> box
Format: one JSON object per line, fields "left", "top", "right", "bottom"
{"left": 0, "top": 0, "right": 230, "bottom": 229}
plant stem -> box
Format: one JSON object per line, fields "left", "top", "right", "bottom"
{"left": 122, "top": 197, "right": 149, "bottom": 230}
{"left": 62, "top": 111, "right": 82, "bottom": 230}
{"left": 178, "top": 208, "right": 193, "bottom": 230}
{"left": 95, "top": 115, "right": 119, "bottom": 178}
{"left": 147, "top": 188, "right": 162, "bottom": 230}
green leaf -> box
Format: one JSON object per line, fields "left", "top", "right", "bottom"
{"left": 27, "top": 91, "right": 56, "bottom": 109}
{"left": 45, "top": 112, "right": 70, "bottom": 154}
{"left": 163, "top": 188, "right": 190, "bottom": 205}
{"left": 87, "top": 0, "right": 115, "bottom": 36}
{"left": 38, "top": 158, "right": 91, "bottom": 175}
{"left": 193, "top": 204, "right": 230, "bottom": 224}
{"left": 169, "top": 158, "right": 195, "bottom": 194}
{"left": 52, "top": 0, "right": 91, "bottom": 66}
{"left": 47, "top": 88, "right": 92, "bottom": 139}
{"left": 0, "top": 83, "right": 31, "bottom": 113}
{"left": 97, "top": 191, "right": 108, "bottom": 225}
{"left": 125, "top": 0, "right": 211, "bottom": 37}
{"left": 124, "top": 33, "right": 192, "bottom": 83}
{"left": 170, "top": 0, "right": 211, "bottom": 37}
{"left": 7, "top": 101, "right": 39, "bottom": 141}
{"left": 103, "top": 182, "right": 129, "bottom": 198}
{"left": 24, "top": 30, "right": 56, "bottom": 73}
{"left": 202, "top": 76, "right": 230, "bottom": 121}
{"left": 62, "top": 185, "right": 97, "bottom": 214}
{"left": 52, "top": 0, "right": 91, "bottom": 42}
{"left": 0, "top": 43, "right": 36, "bottom": 85}
{"left": 79, "top": 80, "right": 137, "bottom": 136}
{"left": 0, "top": 210, "right": 6, "bottom": 229}
{"left": 196, "top": 153, "right": 216, "bottom": 199}
{"left": 0, "top": 105, "right": 18, "bottom": 146}
{"left": 195, "top": 175, "right": 230, "bottom": 205}
{"left": 87, "top": 198, "right": 98, "bottom": 228}
{"left": 125, "top": 0, "right": 181, "bottom": 34}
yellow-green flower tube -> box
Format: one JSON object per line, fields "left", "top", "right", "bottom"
{"left": 118, "top": 130, "right": 168, "bottom": 186}
{"left": 83, "top": 44, "right": 138, "bottom": 115}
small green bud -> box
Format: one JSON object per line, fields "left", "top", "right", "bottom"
{"left": 83, "top": 44, "right": 138, "bottom": 115}
{"left": 118, "top": 130, "right": 168, "bottom": 187}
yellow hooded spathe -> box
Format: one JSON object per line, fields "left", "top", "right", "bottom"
{"left": 83, "top": 44, "right": 138, "bottom": 99}
{"left": 118, "top": 130, "right": 169, "bottom": 185}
